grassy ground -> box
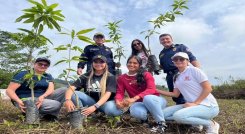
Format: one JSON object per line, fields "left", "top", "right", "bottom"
{"left": 0, "top": 97, "right": 244, "bottom": 134}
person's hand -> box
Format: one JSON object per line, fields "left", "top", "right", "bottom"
{"left": 183, "top": 102, "right": 198, "bottom": 108}
{"left": 81, "top": 106, "right": 96, "bottom": 116}
{"left": 123, "top": 98, "right": 136, "bottom": 107}
{"left": 64, "top": 99, "right": 76, "bottom": 112}
{"left": 115, "top": 100, "right": 125, "bottom": 109}
{"left": 17, "top": 99, "right": 26, "bottom": 113}
{"left": 77, "top": 68, "right": 83, "bottom": 75}
{"left": 36, "top": 95, "right": 45, "bottom": 109}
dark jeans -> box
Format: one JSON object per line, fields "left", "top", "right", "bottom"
{"left": 166, "top": 73, "right": 186, "bottom": 104}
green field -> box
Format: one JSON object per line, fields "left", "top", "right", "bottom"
{"left": 0, "top": 97, "right": 244, "bottom": 134}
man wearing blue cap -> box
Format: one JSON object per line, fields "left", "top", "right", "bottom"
{"left": 77, "top": 33, "right": 116, "bottom": 75}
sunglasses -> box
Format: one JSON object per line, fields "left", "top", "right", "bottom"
{"left": 133, "top": 42, "right": 141, "bottom": 47}
{"left": 37, "top": 62, "right": 49, "bottom": 67}
{"left": 173, "top": 57, "right": 186, "bottom": 62}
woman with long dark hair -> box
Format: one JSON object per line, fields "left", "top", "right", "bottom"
{"left": 131, "top": 39, "right": 149, "bottom": 69}
{"left": 115, "top": 55, "right": 167, "bottom": 133}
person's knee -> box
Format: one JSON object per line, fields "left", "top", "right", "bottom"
{"left": 143, "top": 95, "right": 167, "bottom": 108}
{"left": 173, "top": 111, "right": 186, "bottom": 123}
{"left": 130, "top": 106, "right": 147, "bottom": 120}
{"left": 103, "top": 101, "right": 122, "bottom": 116}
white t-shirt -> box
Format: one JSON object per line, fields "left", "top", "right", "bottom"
{"left": 174, "top": 66, "right": 218, "bottom": 107}
{"left": 137, "top": 51, "right": 148, "bottom": 68}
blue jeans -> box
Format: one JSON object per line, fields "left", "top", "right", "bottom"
{"left": 163, "top": 104, "right": 219, "bottom": 126}
{"left": 71, "top": 91, "right": 123, "bottom": 116}
{"left": 130, "top": 95, "right": 167, "bottom": 122}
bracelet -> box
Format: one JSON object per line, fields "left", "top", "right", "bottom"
{"left": 94, "top": 103, "right": 100, "bottom": 109}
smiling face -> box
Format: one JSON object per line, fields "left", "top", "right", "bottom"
{"left": 94, "top": 36, "right": 105, "bottom": 45}
{"left": 172, "top": 56, "right": 189, "bottom": 69}
{"left": 159, "top": 35, "right": 173, "bottom": 48}
{"left": 127, "top": 57, "right": 140, "bottom": 74}
{"left": 132, "top": 40, "right": 143, "bottom": 51}
{"left": 92, "top": 59, "right": 106, "bottom": 72}
{"left": 34, "top": 61, "right": 49, "bottom": 74}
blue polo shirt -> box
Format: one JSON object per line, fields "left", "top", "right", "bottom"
{"left": 78, "top": 44, "right": 115, "bottom": 74}
{"left": 159, "top": 44, "right": 197, "bottom": 73}
{"left": 11, "top": 70, "right": 54, "bottom": 99}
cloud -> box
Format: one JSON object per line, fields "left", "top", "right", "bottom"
{"left": 129, "top": 0, "right": 158, "bottom": 9}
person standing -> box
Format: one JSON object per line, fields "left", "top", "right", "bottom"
{"left": 157, "top": 52, "right": 219, "bottom": 134}
{"left": 77, "top": 33, "right": 116, "bottom": 75}
{"left": 159, "top": 33, "right": 200, "bottom": 104}
{"left": 131, "top": 39, "right": 149, "bottom": 69}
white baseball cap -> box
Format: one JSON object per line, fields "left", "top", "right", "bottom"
{"left": 171, "top": 52, "right": 189, "bottom": 60}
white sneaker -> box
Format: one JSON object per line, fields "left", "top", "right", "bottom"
{"left": 206, "top": 121, "right": 220, "bottom": 134}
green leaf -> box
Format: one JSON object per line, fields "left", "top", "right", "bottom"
{"left": 77, "top": 35, "right": 93, "bottom": 44}
{"left": 48, "top": 3, "right": 59, "bottom": 9}
{"left": 23, "top": 17, "right": 34, "bottom": 23}
{"left": 40, "top": 35, "right": 53, "bottom": 45}
{"left": 38, "top": 24, "right": 44, "bottom": 35}
{"left": 71, "top": 30, "right": 75, "bottom": 39}
{"left": 33, "top": 17, "right": 42, "bottom": 29}
{"left": 18, "top": 28, "right": 33, "bottom": 34}
{"left": 41, "top": 0, "right": 47, "bottom": 7}
{"left": 49, "top": 18, "right": 61, "bottom": 31}
{"left": 54, "top": 59, "right": 67, "bottom": 66}
{"left": 53, "top": 16, "right": 64, "bottom": 21}
{"left": 76, "top": 28, "right": 95, "bottom": 35}
{"left": 28, "top": 0, "right": 44, "bottom": 9}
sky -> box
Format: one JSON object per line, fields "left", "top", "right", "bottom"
{"left": 0, "top": 0, "right": 245, "bottom": 86}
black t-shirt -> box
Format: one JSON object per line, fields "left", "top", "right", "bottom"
{"left": 71, "top": 72, "right": 116, "bottom": 102}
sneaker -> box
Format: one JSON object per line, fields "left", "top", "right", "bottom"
{"left": 150, "top": 121, "right": 167, "bottom": 133}
{"left": 191, "top": 124, "right": 204, "bottom": 132}
{"left": 206, "top": 121, "right": 220, "bottom": 134}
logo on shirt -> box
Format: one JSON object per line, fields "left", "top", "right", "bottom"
{"left": 105, "top": 48, "right": 110, "bottom": 51}
{"left": 173, "top": 47, "right": 176, "bottom": 51}
{"left": 184, "top": 76, "right": 191, "bottom": 81}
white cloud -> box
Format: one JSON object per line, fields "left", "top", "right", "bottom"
{"left": 129, "top": 0, "right": 158, "bottom": 9}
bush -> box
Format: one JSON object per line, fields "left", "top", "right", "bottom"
{"left": 212, "top": 78, "right": 245, "bottom": 99}
{"left": 0, "top": 69, "right": 14, "bottom": 89}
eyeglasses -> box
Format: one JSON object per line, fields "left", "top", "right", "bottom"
{"left": 37, "top": 62, "right": 49, "bottom": 68}
{"left": 133, "top": 42, "right": 141, "bottom": 47}
{"left": 173, "top": 57, "right": 186, "bottom": 62}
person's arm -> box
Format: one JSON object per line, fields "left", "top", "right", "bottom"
{"left": 193, "top": 81, "right": 212, "bottom": 104}
{"left": 114, "top": 76, "right": 126, "bottom": 109}
{"left": 137, "top": 72, "right": 158, "bottom": 98}
{"left": 82, "top": 91, "right": 112, "bottom": 116}
{"left": 64, "top": 85, "right": 76, "bottom": 112}
{"left": 6, "top": 82, "right": 25, "bottom": 112}
{"left": 157, "top": 88, "right": 180, "bottom": 98}
{"left": 191, "top": 60, "right": 201, "bottom": 68}
{"left": 36, "top": 82, "right": 54, "bottom": 108}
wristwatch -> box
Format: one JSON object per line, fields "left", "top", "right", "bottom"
{"left": 94, "top": 103, "right": 100, "bottom": 109}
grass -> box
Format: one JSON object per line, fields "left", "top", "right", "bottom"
{"left": 0, "top": 97, "right": 245, "bottom": 134}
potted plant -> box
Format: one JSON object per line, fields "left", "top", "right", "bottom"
{"left": 54, "top": 28, "right": 94, "bottom": 128}
{"left": 15, "top": 0, "right": 64, "bottom": 124}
